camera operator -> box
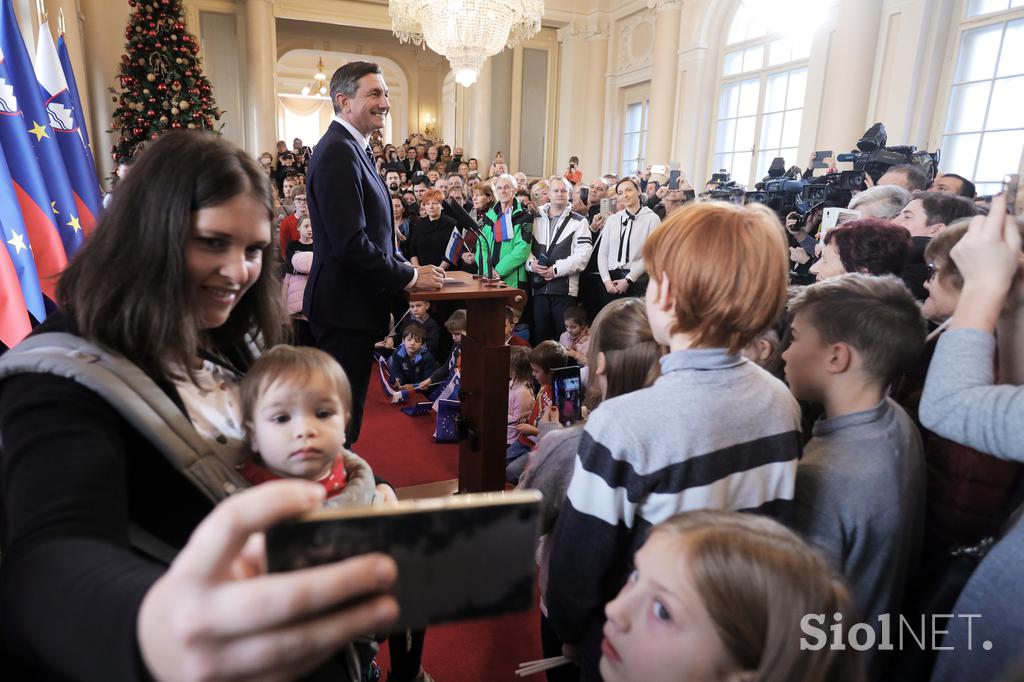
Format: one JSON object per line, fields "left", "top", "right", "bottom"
{"left": 564, "top": 156, "right": 583, "bottom": 186}
{"left": 876, "top": 164, "right": 929, "bottom": 193}
{"left": 786, "top": 205, "right": 823, "bottom": 285}
{"left": 848, "top": 184, "right": 911, "bottom": 219}
{"left": 929, "top": 172, "right": 977, "bottom": 199}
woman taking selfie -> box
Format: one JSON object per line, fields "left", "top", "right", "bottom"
{"left": 0, "top": 132, "right": 398, "bottom": 680}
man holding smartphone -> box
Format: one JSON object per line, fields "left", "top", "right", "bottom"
{"left": 527, "top": 177, "right": 594, "bottom": 342}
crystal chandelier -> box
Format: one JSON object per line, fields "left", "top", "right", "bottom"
{"left": 300, "top": 57, "right": 328, "bottom": 97}
{"left": 389, "top": 0, "right": 544, "bottom": 87}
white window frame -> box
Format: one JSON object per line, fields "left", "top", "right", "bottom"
{"left": 709, "top": 1, "right": 814, "bottom": 188}
{"left": 621, "top": 98, "right": 650, "bottom": 178}
{"left": 930, "top": 0, "right": 1024, "bottom": 196}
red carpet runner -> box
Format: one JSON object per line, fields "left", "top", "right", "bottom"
{"left": 356, "top": 385, "right": 545, "bottom": 681}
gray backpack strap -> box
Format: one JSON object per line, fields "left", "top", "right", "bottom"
{"left": 0, "top": 333, "right": 248, "bottom": 504}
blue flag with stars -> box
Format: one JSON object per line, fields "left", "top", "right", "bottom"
{"left": 37, "top": 18, "right": 101, "bottom": 228}
{"left": 0, "top": 146, "right": 44, "bottom": 322}
{"left": 1, "top": 0, "right": 82, "bottom": 258}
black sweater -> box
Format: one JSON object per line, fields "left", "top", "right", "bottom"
{"left": 406, "top": 215, "right": 457, "bottom": 267}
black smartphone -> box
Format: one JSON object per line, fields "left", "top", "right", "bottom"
{"left": 266, "top": 490, "right": 542, "bottom": 633}
{"left": 668, "top": 169, "right": 682, "bottom": 190}
{"left": 812, "top": 150, "right": 833, "bottom": 169}
{"left": 552, "top": 365, "right": 583, "bottom": 426}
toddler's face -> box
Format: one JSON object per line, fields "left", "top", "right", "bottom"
{"left": 403, "top": 335, "right": 424, "bottom": 356}
{"left": 530, "top": 362, "right": 547, "bottom": 385}
{"left": 451, "top": 331, "right": 463, "bottom": 345}
{"left": 248, "top": 375, "right": 346, "bottom": 481}
{"left": 600, "top": 532, "right": 735, "bottom": 682}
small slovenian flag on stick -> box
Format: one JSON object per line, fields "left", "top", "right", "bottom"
{"left": 444, "top": 227, "right": 465, "bottom": 264}
{"left": 494, "top": 212, "right": 513, "bottom": 243}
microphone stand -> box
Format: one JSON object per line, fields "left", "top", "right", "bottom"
{"left": 447, "top": 199, "right": 503, "bottom": 286}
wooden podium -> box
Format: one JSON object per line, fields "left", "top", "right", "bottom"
{"left": 408, "top": 271, "right": 525, "bottom": 492}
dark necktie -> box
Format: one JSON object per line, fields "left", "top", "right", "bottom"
{"left": 365, "top": 146, "right": 375, "bottom": 167}
{"left": 618, "top": 211, "right": 637, "bottom": 263}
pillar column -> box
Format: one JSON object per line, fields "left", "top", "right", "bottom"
{"left": 78, "top": 0, "right": 131, "bottom": 184}
{"left": 645, "top": 0, "right": 683, "bottom": 167}
{"left": 466, "top": 58, "right": 492, "bottom": 167}
{"left": 815, "top": 0, "right": 882, "bottom": 155}
{"left": 243, "top": 0, "right": 276, "bottom": 157}
{"left": 554, "top": 17, "right": 609, "bottom": 182}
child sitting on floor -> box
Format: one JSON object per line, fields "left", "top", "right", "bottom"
{"left": 428, "top": 309, "right": 466, "bottom": 385}
{"left": 506, "top": 305, "right": 532, "bottom": 348}
{"left": 237, "top": 345, "right": 377, "bottom": 507}
{"left": 386, "top": 300, "right": 442, "bottom": 359}
{"left": 389, "top": 323, "right": 440, "bottom": 392}
{"left": 506, "top": 340, "right": 567, "bottom": 483}
{"left": 558, "top": 304, "right": 591, "bottom": 365}
{"left": 507, "top": 346, "right": 536, "bottom": 447}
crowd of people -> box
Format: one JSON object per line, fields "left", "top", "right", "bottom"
{"left": 1, "top": 74, "right": 1023, "bottom": 682}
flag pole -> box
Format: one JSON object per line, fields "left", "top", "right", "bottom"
{"left": 36, "top": 0, "right": 47, "bottom": 23}
{"left": 57, "top": 7, "right": 65, "bottom": 35}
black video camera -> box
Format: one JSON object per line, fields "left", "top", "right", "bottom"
{"left": 836, "top": 122, "right": 940, "bottom": 185}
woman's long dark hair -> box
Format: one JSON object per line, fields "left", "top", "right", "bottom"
{"left": 58, "top": 131, "right": 287, "bottom": 384}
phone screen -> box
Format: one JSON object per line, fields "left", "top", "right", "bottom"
{"left": 668, "top": 170, "right": 681, "bottom": 190}
{"left": 600, "top": 197, "right": 613, "bottom": 215}
{"left": 552, "top": 366, "right": 583, "bottom": 426}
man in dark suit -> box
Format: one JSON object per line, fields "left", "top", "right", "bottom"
{"left": 304, "top": 61, "right": 444, "bottom": 445}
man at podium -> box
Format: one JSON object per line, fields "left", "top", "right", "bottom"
{"left": 303, "top": 60, "right": 443, "bottom": 445}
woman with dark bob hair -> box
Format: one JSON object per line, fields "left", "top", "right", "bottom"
{"left": 810, "top": 218, "right": 913, "bottom": 281}
{"left": 0, "top": 132, "right": 398, "bottom": 680}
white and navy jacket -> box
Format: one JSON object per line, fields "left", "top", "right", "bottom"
{"left": 525, "top": 204, "right": 593, "bottom": 297}
{"left": 596, "top": 205, "right": 661, "bottom": 283}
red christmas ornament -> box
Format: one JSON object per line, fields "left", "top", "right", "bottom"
{"left": 170, "top": 121, "right": 181, "bottom": 128}
{"left": 156, "top": 83, "right": 167, "bottom": 93}
{"left": 132, "top": 127, "right": 144, "bottom": 136}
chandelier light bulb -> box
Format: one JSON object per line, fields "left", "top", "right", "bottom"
{"left": 455, "top": 68, "right": 478, "bottom": 87}
{"left": 319, "top": 85, "right": 327, "bottom": 96}
{"left": 301, "top": 85, "right": 310, "bottom": 96}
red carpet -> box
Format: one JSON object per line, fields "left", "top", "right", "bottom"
{"left": 356, "top": 384, "right": 545, "bottom": 681}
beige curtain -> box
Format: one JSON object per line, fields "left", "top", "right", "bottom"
{"left": 278, "top": 96, "right": 328, "bottom": 117}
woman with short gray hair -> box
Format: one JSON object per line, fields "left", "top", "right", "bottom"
{"left": 849, "top": 183, "right": 912, "bottom": 219}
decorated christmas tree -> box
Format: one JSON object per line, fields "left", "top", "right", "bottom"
{"left": 109, "top": 0, "right": 223, "bottom": 163}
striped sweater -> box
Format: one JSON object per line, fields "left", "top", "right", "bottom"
{"left": 546, "top": 348, "right": 802, "bottom": 680}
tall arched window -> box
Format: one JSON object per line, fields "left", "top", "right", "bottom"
{"left": 712, "top": 1, "right": 814, "bottom": 187}
{"left": 936, "top": 0, "right": 1024, "bottom": 195}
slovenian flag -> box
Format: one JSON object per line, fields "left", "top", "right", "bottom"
{"left": 36, "top": 17, "right": 102, "bottom": 229}
{"left": 0, "top": 0, "right": 83, "bottom": 257}
{"left": 443, "top": 226, "right": 465, "bottom": 264}
{"left": 374, "top": 353, "right": 409, "bottom": 404}
{"left": 493, "top": 211, "right": 513, "bottom": 243}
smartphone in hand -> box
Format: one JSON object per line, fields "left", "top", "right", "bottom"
{"left": 552, "top": 365, "right": 583, "bottom": 426}
{"left": 266, "top": 490, "right": 542, "bottom": 633}
{"left": 812, "top": 150, "right": 833, "bottom": 170}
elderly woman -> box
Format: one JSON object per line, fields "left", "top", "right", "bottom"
{"left": 461, "top": 173, "right": 532, "bottom": 287}
{"left": 848, "top": 184, "right": 912, "bottom": 219}
{"left": 0, "top": 132, "right": 398, "bottom": 680}
{"left": 810, "top": 218, "right": 913, "bottom": 281}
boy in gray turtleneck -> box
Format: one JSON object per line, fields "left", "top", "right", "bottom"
{"left": 783, "top": 274, "right": 927, "bottom": 677}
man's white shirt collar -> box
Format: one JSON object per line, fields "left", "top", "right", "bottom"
{"left": 335, "top": 115, "right": 370, "bottom": 152}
